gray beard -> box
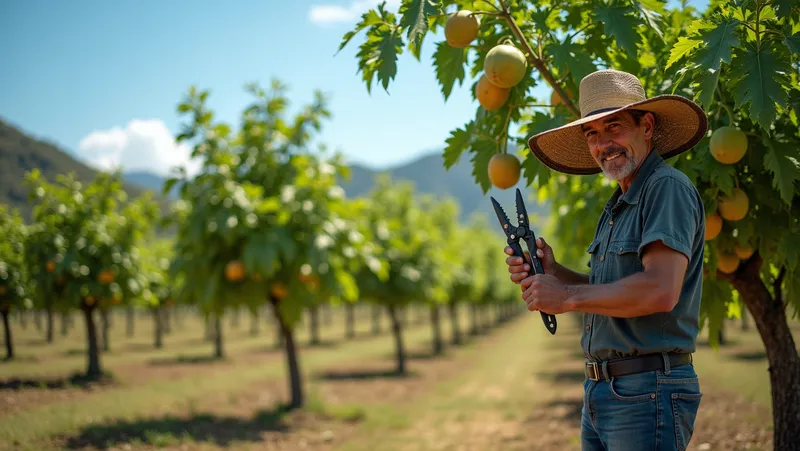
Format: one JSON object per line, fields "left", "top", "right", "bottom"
{"left": 601, "top": 151, "right": 639, "bottom": 181}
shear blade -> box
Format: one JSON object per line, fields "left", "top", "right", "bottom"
{"left": 514, "top": 188, "right": 529, "bottom": 226}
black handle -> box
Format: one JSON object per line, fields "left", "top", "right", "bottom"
{"left": 510, "top": 239, "right": 557, "bottom": 335}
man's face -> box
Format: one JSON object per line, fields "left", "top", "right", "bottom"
{"left": 581, "top": 110, "right": 654, "bottom": 181}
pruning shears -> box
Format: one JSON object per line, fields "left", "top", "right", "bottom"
{"left": 491, "top": 188, "right": 558, "bottom": 335}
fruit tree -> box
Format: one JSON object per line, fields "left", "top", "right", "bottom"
{"left": 0, "top": 205, "right": 29, "bottom": 360}
{"left": 340, "top": 0, "right": 800, "bottom": 446}
{"left": 165, "top": 81, "right": 386, "bottom": 408}
{"left": 24, "top": 170, "right": 158, "bottom": 379}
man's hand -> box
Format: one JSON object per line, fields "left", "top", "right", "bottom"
{"left": 520, "top": 273, "right": 571, "bottom": 315}
{"left": 504, "top": 237, "right": 557, "bottom": 284}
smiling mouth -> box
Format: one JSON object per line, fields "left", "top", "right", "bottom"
{"left": 603, "top": 151, "right": 625, "bottom": 162}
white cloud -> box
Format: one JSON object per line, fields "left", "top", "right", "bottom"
{"left": 308, "top": 0, "right": 401, "bottom": 25}
{"left": 78, "top": 119, "right": 201, "bottom": 177}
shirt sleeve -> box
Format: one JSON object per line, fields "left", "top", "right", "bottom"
{"left": 638, "top": 176, "right": 701, "bottom": 261}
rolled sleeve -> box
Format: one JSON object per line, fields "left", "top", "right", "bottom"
{"left": 637, "top": 176, "right": 700, "bottom": 261}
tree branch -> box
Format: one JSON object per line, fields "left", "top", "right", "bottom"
{"left": 496, "top": 2, "right": 581, "bottom": 118}
{"left": 774, "top": 266, "right": 786, "bottom": 306}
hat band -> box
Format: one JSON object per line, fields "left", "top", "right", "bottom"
{"left": 583, "top": 106, "right": 622, "bottom": 118}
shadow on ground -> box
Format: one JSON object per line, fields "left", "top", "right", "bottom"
{"left": 0, "top": 372, "right": 114, "bottom": 391}
{"left": 62, "top": 405, "right": 294, "bottom": 449}
{"left": 730, "top": 350, "right": 767, "bottom": 361}
{"left": 148, "top": 354, "right": 224, "bottom": 366}
{"left": 314, "top": 368, "right": 419, "bottom": 381}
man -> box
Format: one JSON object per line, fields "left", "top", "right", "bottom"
{"left": 505, "top": 69, "right": 708, "bottom": 450}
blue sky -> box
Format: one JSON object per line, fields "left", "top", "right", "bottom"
{"left": 1, "top": 0, "right": 706, "bottom": 176}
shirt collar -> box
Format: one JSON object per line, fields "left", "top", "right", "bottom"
{"left": 604, "top": 149, "right": 663, "bottom": 212}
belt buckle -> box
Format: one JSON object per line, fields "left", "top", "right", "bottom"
{"left": 586, "top": 361, "right": 600, "bottom": 381}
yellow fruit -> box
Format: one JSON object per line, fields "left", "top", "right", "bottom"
{"left": 735, "top": 244, "right": 754, "bottom": 260}
{"left": 445, "top": 10, "right": 480, "bottom": 48}
{"left": 710, "top": 126, "right": 748, "bottom": 164}
{"left": 718, "top": 188, "right": 749, "bottom": 221}
{"left": 475, "top": 74, "right": 510, "bottom": 111}
{"left": 225, "top": 260, "right": 245, "bottom": 282}
{"left": 46, "top": 260, "right": 55, "bottom": 273}
{"left": 717, "top": 252, "right": 740, "bottom": 274}
{"left": 484, "top": 44, "right": 527, "bottom": 88}
{"left": 85, "top": 296, "right": 96, "bottom": 306}
{"left": 705, "top": 212, "right": 722, "bottom": 240}
{"left": 97, "top": 269, "right": 115, "bottom": 285}
{"left": 488, "top": 153, "right": 521, "bottom": 190}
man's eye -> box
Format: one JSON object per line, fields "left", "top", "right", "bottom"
{"left": 608, "top": 124, "right": 620, "bottom": 130}
{"left": 585, "top": 131, "right": 596, "bottom": 137}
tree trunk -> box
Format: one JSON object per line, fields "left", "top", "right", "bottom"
{"left": 448, "top": 301, "right": 461, "bottom": 345}
{"left": 271, "top": 295, "right": 303, "bottom": 409}
{"left": 429, "top": 304, "right": 443, "bottom": 355}
{"left": 345, "top": 303, "right": 355, "bottom": 339}
{"left": 46, "top": 306, "right": 54, "bottom": 343}
{"left": 387, "top": 304, "right": 406, "bottom": 374}
{"left": 469, "top": 304, "right": 478, "bottom": 335}
{"left": 2, "top": 310, "right": 13, "bottom": 359}
{"left": 82, "top": 302, "right": 102, "bottom": 379}
{"left": 214, "top": 313, "right": 223, "bottom": 359}
{"left": 100, "top": 308, "right": 110, "bottom": 352}
{"left": 126, "top": 306, "right": 134, "bottom": 338}
{"left": 152, "top": 306, "right": 163, "bottom": 349}
{"left": 371, "top": 304, "right": 381, "bottom": 335}
{"left": 724, "top": 256, "right": 800, "bottom": 450}
{"left": 309, "top": 305, "right": 320, "bottom": 345}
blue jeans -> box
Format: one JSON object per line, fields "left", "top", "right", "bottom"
{"left": 581, "top": 362, "right": 703, "bottom": 450}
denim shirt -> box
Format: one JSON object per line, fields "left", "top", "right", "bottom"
{"left": 582, "top": 149, "right": 705, "bottom": 362}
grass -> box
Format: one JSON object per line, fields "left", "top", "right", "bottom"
{"left": 0, "top": 305, "right": 797, "bottom": 450}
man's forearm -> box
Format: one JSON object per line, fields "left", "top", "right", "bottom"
{"left": 554, "top": 262, "right": 590, "bottom": 285}
{"left": 564, "top": 271, "right": 667, "bottom": 318}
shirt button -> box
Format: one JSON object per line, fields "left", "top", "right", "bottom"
{"left": 609, "top": 220, "right": 614, "bottom": 225}
{"left": 585, "top": 325, "right": 590, "bottom": 332}
{"left": 619, "top": 247, "right": 624, "bottom": 252}
{"left": 600, "top": 256, "right": 605, "bottom": 262}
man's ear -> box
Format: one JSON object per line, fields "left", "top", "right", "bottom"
{"left": 642, "top": 112, "right": 656, "bottom": 140}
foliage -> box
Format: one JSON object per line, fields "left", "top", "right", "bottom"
{"left": 340, "top": 0, "right": 800, "bottom": 344}
{"left": 165, "top": 81, "right": 387, "bottom": 326}
{"left": 24, "top": 169, "right": 158, "bottom": 310}
{"left": 0, "top": 205, "right": 29, "bottom": 310}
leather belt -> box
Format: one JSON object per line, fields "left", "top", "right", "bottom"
{"left": 585, "top": 352, "right": 692, "bottom": 381}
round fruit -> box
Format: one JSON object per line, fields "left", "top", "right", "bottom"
{"left": 46, "top": 260, "right": 55, "bottom": 272}
{"left": 475, "top": 74, "right": 510, "bottom": 111}
{"left": 710, "top": 126, "right": 748, "bottom": 164}
{"left": 271, "top": 283, "right": 288, "bottom": 299}
{"left": 488, "top": 153, "right": 521, "bottom": 190}
{"left": 225, "top": 260, "right": 245, "bottom": 282}
{"left": 717, "top": 252, "right": 740, "bottom": 274}
{"left": 705, "top": 212, "right": 722, "bottom": 240}
{"left": 718, "top": 188, "right": 749, "bottom": 221}
{"left": 735, "top": 244, "right": 754, "bottom": 260}
{"left": 97, "top": 269, "right": 115, "bottom": 285}
{"left": 484, "top": 44, "right": 527, "bottom": 89}
{"left": 445, "top": 10, "right": 480, "bottom": 48}
{"left": 85, "top": 296, "right": 96, "bottom": 306}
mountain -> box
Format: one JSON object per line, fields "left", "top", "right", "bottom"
{"left": 0, "top": 117, "right": 550, "bottom": 230}
{"left": 0, "top": 118, "right": 152, "bottom": 221}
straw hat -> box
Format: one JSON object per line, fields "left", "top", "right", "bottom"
{"left": 527, "top": 69, "right": 708, "bottom": 175}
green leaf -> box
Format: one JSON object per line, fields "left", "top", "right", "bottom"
{"left": 763, "top": 139, "right": 800, "bottom": 206}
{"left": 432, "top": 41, "right": 467, "bottom": 101}
{"left": 594, "top": 4, "right": 642, "bottom": 56}
{"left": 376, "top": 28, "right": 404, "bottom": 92}
{"left": 398, "top": 0, "right": 439, "bottom": 51}
{"left": 521, "top": 151, "right": 551, "bottom": 188}
{"left": 470, "top": 139, "right": 495, "bottom": 194}
{"left": 337, "top": 9, "right": 382, "bottom": 54}
{"left": 442, "top": 123, "right": 473, "bottom": 169}
{"left": 730, "top": 44, "right": 791, "bottom": 129}
{"left": 550, "top": 41, "right": 597, "bottom": 82}
{"left": 772, "top": 0, "right": 793, "bottom": 19}
{"left": 785, "top": 33, "right": 800, "bottom": 58}
{"left": 632, "top": 0, "right": 665, "bottom": 39}
{"left": 666, "top": 37, "right": 702, "bottom": 69}
{"left": 693, "top": 17, "right": 739, "bottom": 70}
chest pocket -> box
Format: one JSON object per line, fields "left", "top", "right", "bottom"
{"left": 586, "top": 240, "right": 601, "bottom": 284}
{"left": 607, "top": 239, "right": 644, "bottom": 279}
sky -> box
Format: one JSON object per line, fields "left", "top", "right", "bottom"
{"left": 1, "top": 0, "right": 707, "bottom": 177}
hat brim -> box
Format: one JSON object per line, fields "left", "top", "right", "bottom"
{"left": 527, "top": 95, "right": 708, "bottom": 175}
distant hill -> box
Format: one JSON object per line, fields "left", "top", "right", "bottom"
{"left": 0, "top": 118, "right": 152, "bottom": 221}
{"left": 0, "top": 118, "right": 550, "bottom": 230}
